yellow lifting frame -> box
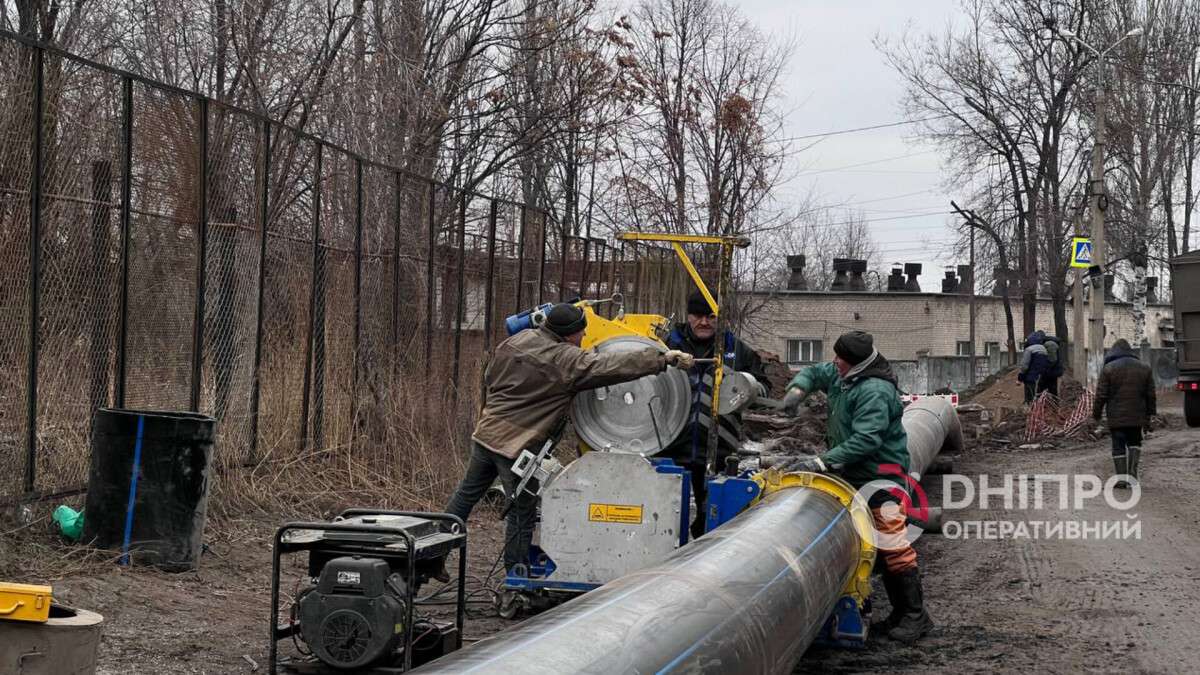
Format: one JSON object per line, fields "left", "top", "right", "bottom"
{"left": 616, "top": 231, "right": 749, "bottom": 476}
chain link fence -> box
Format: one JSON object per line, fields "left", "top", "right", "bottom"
{"left": 0, "top": 31, "right": 693, "bottom": 503}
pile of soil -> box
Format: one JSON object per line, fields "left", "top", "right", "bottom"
{"left": 742, "top": 394, "right": 828, "bottom": 458}
{"left": 753, "top": 349, "right": 793, "bottom": 398}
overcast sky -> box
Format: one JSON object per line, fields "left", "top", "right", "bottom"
{"left": 737, "top": 0, "right": 966, "bottom": 289}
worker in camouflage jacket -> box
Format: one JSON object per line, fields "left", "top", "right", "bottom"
{"left": 779, "top": 331, "right": 933, "bottom": 643}
{"left": 1093, "top": 338, "right": 1156, "bottom": 488}
{"left": 444, "top": 303, "right": 695, "bottom": 579}
{"left": 662, "top": 289, "right": 767, "bottom": 539}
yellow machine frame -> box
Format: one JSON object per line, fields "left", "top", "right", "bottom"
{"left": 752, "top": 470, "right": 877, "bottom": 607}
{"left": 616, "top": 232, "right": 749, "bottom": 476}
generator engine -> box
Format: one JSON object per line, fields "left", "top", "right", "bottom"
{"left": 297, "top": 556, "right": 409, "bottom": 669}
{"left": 269, "top": 510, "right": 468, "bottom": 674}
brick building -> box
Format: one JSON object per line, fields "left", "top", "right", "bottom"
{"left": 740, "top": 285, "right": 1173, "bottom": 369}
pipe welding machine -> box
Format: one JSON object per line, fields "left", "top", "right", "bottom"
{"left": 267, "top": 510, "right": 467, "bottom": 673}
{"left": 489, "top": 297, "right": 860, "bottom": 630}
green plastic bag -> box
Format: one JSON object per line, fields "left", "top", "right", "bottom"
{"left": 52, "top": 505, "right": 84, "bottom": 541}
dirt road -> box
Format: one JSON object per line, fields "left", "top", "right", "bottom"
{"left": 8, "top": 423, "right": 1197, "bottom": 673}
{"left": 805, "top": 423, "right": 1200, "bottom": 673}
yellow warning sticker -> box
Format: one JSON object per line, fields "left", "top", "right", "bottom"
{"left": 588, "top": 503, "right": 644, "bottom": 524}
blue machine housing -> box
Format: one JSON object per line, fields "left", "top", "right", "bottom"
{"left": 504, "top": 303, "right": 554, "bottom": 336}
{"left": 703, "top": 472, "right": 761, "bottom": 532}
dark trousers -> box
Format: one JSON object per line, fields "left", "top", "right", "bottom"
{"left": 1023, "top": 380, "right": 1038, "bottom": 403}
{"left": 444, "top": 442, "right": 537, "bottom": 572}
{"left": 1110, "top": 427, "right": 1143, "bottom": 456}
{"left": 1039, "top": 376, "right": 1058, "bottom": 397}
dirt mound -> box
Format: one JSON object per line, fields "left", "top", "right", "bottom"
{"left": 754, "top": 349, "right": 793, "bottom": 398}
{"left": 742, "top": 394, "right": 828, "bottom": 457}
{"left": 963, "top": 365, "right": 1024, "bottom": 408}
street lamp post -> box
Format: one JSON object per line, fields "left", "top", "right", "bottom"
{"left": 1051, "top": 24, "right": 1142, "bottom": 387}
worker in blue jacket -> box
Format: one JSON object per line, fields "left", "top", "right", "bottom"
{"left": 662, "top": 289, "right": 766, "bottom": 539}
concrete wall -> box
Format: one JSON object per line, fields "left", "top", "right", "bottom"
{"left": 741, "top": 290, "right": 1174, "bottom": 365}
{"left": 892, "top": 356, "right": 991, "bottom": 394}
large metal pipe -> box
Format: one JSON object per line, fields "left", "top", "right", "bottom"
{"left": 415, "top": 487, "right": 859, "bottom": 674}
{"left": 902, "top": 398, "right": 963, "bottom": 479}
{"left": 420, "top": 402, "right": 963, "bottom": 674}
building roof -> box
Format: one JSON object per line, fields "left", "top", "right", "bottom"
{"left": 741, "top": 288, "right": 1173, "bottom": 308}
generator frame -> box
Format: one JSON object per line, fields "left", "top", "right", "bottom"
{"left": 268, "top": 510, "right": 467, "bottom": 674}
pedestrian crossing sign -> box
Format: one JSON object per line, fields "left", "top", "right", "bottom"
{"left": 1070, "top": 237, "right": 1093, "bottom": 268}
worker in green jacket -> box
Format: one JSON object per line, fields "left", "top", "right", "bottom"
{"left": 780, "top": 330, "right": 933, "bottom": 643}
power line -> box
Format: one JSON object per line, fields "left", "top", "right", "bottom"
{"left": 776, "top": 115, "right": 954, "bottom": 144}
{"left": 795, "top": 149, "right": 940, "bottom": 176}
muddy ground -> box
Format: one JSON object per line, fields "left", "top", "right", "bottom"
{"left": 3, "top": 408, "right": 1198, "bottom": 673}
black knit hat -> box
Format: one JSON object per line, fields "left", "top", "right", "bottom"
{"left": 545, "top": 303, "right": 587, "bottom": 337}
{"left": 834, "top": 331, "right": 874, "bottom": 365}
{"left": 687, "top": 290, "right": 716, "bottom": 316}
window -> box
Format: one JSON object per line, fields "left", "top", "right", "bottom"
{"left": 984, "top": 342, "right": 1001, "bottom": 357}
{"left": 786, "top": 339, "right": 823, "bottom": 365}
{"left": 956, "top": 341, "right": 973, "bottom": 357}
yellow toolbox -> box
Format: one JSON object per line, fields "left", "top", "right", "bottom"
{"left": 0, "top": 582, "right": 53, "bottom": 623}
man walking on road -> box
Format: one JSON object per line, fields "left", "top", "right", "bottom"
{"left": 1093, "top": 338, "right": 1156, "bottom": 488}
{"left": 443, "top": 303, "right": 695, "bottom": 579}
{"left": 779, "top": 330, "right": 934, "bottom": 643}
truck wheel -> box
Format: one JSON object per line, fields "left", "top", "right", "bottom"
{"left": 1187, "top": 390, "right": 1200, "bottom": 428}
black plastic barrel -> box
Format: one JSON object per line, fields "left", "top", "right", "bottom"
{"left": 82, "top": 409, "right": 216, "bottom": 571}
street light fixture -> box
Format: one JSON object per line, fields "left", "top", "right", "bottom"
{"left": 1047, "top": 22, "right": 1142, "bottom": 386}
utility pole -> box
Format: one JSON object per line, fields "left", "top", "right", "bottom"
{"left": 1072, "top": 216, "right": 1087, "bottom": 379}
{"left": 969, "top": 216, "right": 976, "bottom": 387}
{"left": 1087, "top": 78, "right": 1107, "bottom": 386}
{"left": 1048, "top": 22, "right": 1142, "bottom": 388}
{"left": 950, "top": 200, "right": 979, "bottom": 386}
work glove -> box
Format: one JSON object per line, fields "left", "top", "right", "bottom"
{"left": 663, "top": 350, "right": 695, "bottom": 369}
{"left": 782, "top": 455, "right": 826, "bottom": 474}
{"left": 781, "top": 387, "right": 805, "bottom": 415}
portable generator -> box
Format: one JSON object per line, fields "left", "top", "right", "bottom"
{"left": 268, "top": 510, "right": 467, "bottom": 673}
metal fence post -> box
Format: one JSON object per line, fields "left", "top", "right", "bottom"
{"left": 351, "top": 158, "right": 363, "bottom": 449}
{"left": 115, "top": 76, "right": 133, "bottom": 408}
{"left": 559, "top": 231, "right": 568, "bottom": 302}
{"left": 537, "top": 211, "right": 547, "bottom": 304}
{"left": 450, "top": 196, "right": 466, "bottom": 399}
{"left": 190, "top": 97, "right": 209, "bottom": 412}
{"left": 248, "top": 120, "right": 271, "bottom": 463}
{"left": 300, "top": 145, "right": 322, "bottom": 450}
{"left": 483, "top": 199, "right": 498, "bottom": 350}
{"left": 425, "top": 184, "right": 435, "bottom": 377}
{"left": 24, "top": 46, "right": 44, "bottom": 493}
{"left": 515, "top": 205, "right": 527, "bottom": 312}
{"left": 391, "top": 172, "right": 402, "bottom": 382}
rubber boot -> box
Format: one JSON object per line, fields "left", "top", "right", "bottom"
{"left": 870, "top": 572, "right": 905, "bottom": 633}
{"left": 1113, "top": 450, "right": 1130, "bottom": 489}
{"left": 887, "top": 568, "right": 934, "bottom": 643}
{"left": 1128, "top": 446, "right": 1141, "bottom": 485}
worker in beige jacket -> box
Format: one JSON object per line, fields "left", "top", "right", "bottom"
{"left": 444, "top": 303, "right": 694, "bottom": 577}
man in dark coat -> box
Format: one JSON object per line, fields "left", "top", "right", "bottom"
{"left": 1093, "top": 338, "right": 1156, "bottom": 488}
{"left": 444, "top": 303, "right": 694, "bottom": 575}
{"left": 1017, "top": 332, "right": 1051, "bottom": 403}
{"left": 661, "top": 289, "right": 766, "bottom": 540}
